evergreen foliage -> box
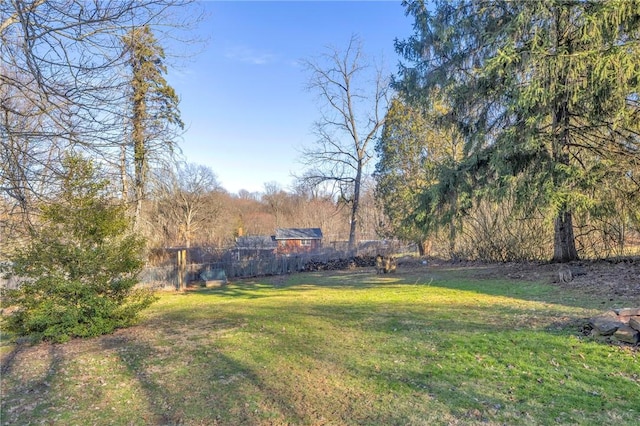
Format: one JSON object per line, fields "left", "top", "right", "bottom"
{"left": 374, "top": 96, "right": 464, "bottom": 255}
{"left": 390, "top": 0, "right": 640, "bottom": 261}
{"left": 122, "top": 25, "right": 183, "bottom": 228}
{"left": 0, "top": 154, "right": 156, "bottom": 342}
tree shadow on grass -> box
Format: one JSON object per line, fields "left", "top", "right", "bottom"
{"left": 274, "top": 266, "right": 613, "bottom": 311}
{"left": 161, "top": 266, "right": 603, "bottom": 355}
{"left": 0, "top": 343, "right": 69, "bottom": 424}
{"left": 176, "top": 261, "right": 635, "bottom": 313}
{"left": 132, "top": 296, "right": 639, "bottom": 425}
{"left": 95, "top": 314, "right": 446, "bottom": 424}
{"left": 2, "top": 285, "right": 636, "bottom": 426}
{"left": 176, "top": 276, "right": 375, "bottom": 302}
{"left": 0, "top": 341, "right": 23, "bottom": 377}
{"left": 98, "top": 325, "right": 332, "bottom": 425}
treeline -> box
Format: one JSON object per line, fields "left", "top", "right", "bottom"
{"left": 374, "top": 0, "right": 640, "bottom": 261}
{"left": 1, "top": 1, "right": 201, "bottom": 341}
{"left": 2, "top": 0, "right": 639, "bottom": 265}
{"left": 0, "top": 2, "right": 388, "bottom": 262}
{"left": 138, "top": 169, "right": 383, "bottom": 252}
{"left": 0, "top": 159, "right": 383, "bottom": 258}
{"left": 1, "top": 1, "right": 196, "bottom": 255}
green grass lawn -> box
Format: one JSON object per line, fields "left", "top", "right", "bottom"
{"left": 1, "top": 266, "right": 639, "bottom": 425}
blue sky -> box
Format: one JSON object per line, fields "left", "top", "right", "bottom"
{"left": 171, "top": 1, "right": 413, "bottom": 194}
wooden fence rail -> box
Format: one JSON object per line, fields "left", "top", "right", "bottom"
{"left": 1, "top": 243, "right": 416, "bottom": 291}
{"left": 137, "top": 252, "right": 358, "bottom": 290}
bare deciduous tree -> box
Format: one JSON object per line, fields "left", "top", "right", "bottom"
{"left": 300, "top": 35, "right": 388, "bottom": 253}
{"left": 262, "top": 182, "right": 292, "bottom": 228}
{"left": 1, "top": 0, "right": 197, "bottom": 239}
{"left": 150, "top": 163, "right": 222, "bottom": 249}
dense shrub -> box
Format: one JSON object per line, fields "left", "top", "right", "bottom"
{"left": 0, "top": 154, "right": 156, "bottom": 342}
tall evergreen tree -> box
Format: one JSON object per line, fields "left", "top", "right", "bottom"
{"left": 375, "top": 95, "right": 464, "bottom": 256}
{"left": 122, "top": 25, "right": 184, "bottom": 228}
{"left": 1, "top": 1, "right": 195, "bottom": 230}
{"left": 396, "top": 0, "right": 640, "bottom": 261}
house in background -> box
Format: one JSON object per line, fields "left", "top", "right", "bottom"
{"left": 273, "top": 228, "right": 323, "bottom": 255}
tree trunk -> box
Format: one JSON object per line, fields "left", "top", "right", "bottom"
{"left": 553, "top": 209, "right": 578, "bottom": 262}
{"left": 348, "top": 162, "right": 362, "bottom": 255}
{"left": 132, "top": 76, "right": 146, "bottom": 230}
{"left": 448, "top": 190, "right": 457, "bottom": 260}
{"left": 418, "top": 239, "right": 431, "bottom": 257}
{"left": 448, "top": 221, "right": 456, "bottom": 260}
{"left": 133, "top": 138, "right": 145, "bottom": 230}
{"left": 550, "top": 6, "right": 579, "bottom": 263}
{"left": 120, "top": 144, "right": 129, "bottom": 202}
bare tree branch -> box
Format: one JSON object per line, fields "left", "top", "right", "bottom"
{"left": 1, "top": 0, "right": 201, "bottom": 245}
{"left": 298, "top": 34, "right": 389, "bottom": 252}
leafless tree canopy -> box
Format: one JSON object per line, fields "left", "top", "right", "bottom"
{"left": 147, "top": 162, "right": 222, "bottom": 248}
{"left": 300, "top": 34, "right": 389, "bottom": 251}
{"left": 1, "top": 0, "right": 195, "bottom": 216}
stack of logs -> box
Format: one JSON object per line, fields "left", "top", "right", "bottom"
{"left": 303, "top": 256, "right": 377, "bottom": 272}
{"left": 302, "top": 255, "right": 401, "bottom": 273}
{"left": 587, "top": 308, "right": 640, "bottom": 345}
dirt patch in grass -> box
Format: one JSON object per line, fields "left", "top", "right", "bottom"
{"left": 409, "top": 258, "right": 640, "bottom": 307}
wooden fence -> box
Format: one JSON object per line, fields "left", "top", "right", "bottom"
{"left": 138, "top": 252, "right": 343, "bottom": 290}
{"left": 0, "top": 242, "right": 416, "bottom": 291}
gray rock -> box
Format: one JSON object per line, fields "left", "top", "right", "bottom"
{"left": 629, "top": 317, "right": 640, "bottom": 332}
{"left": 613, "top": 325, "right": 640, "bottom": 344}
{"left": 200, "top": 268, "right": 227, "bottom": 283}
{"left": 589, "top": 317, "right": 623, "bottom": 336}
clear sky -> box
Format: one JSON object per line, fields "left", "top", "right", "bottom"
{"left": 170, "top": 1, "right": 413, "bottom": 194}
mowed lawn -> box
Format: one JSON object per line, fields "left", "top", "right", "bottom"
{"left": 1, "top": 266, "right": 639, "bottom": 425}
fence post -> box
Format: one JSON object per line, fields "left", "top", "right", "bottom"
{"left": 177, "top": 249, "right": 187, "bottom": 291}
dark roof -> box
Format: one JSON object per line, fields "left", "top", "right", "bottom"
{"left": 236, "top": 236, "right": 277, "bottom": 249}
{"left": 274, "top": 228, "right": 323, "bottom": 240}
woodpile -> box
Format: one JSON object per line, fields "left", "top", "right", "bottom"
{"left": 303, "top": 256, "right": 377, "bottom": 272}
